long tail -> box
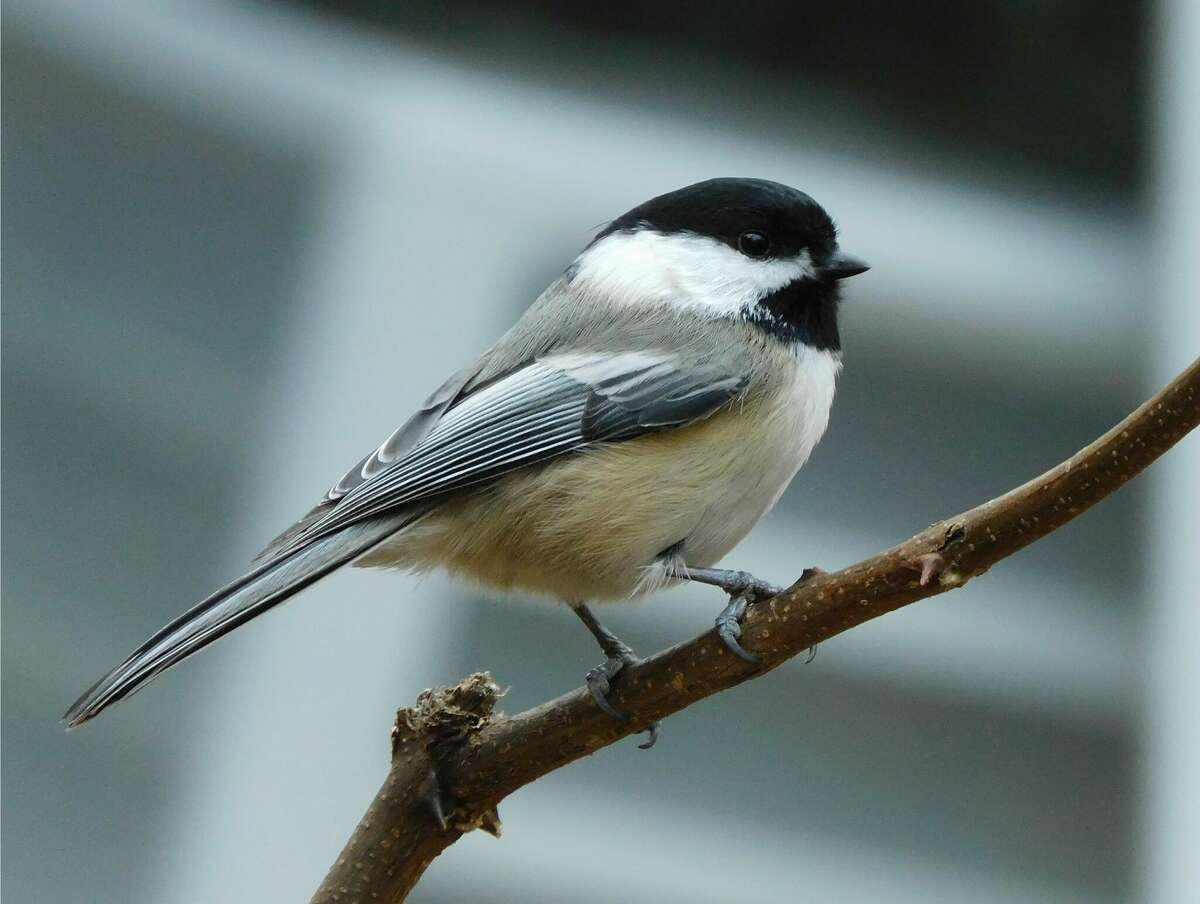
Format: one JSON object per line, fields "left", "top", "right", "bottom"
{"left": 63, "top": 512, "right": 412, "bottom": 728}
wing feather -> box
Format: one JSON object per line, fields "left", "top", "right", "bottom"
{"left": 252, "top": 364, "right": 482, "bottom": 563}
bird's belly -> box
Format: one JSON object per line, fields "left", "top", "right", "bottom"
{"left": 358, "top": 351, "right": 837, "bottom": 602}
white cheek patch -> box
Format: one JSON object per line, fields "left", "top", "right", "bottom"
{"left": 571, "top": 229, "right": 814, "bottom": 317}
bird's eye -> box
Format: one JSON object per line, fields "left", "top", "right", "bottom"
{"left": 738, "top": 231, "right": 771, "bottom": 258}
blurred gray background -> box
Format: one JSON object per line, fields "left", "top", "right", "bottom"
{"left": 3, "top": 1, "right": 1197, "bottom": 902}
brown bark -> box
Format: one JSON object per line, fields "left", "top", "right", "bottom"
{"left": 314, "top": 356, "right": 1200, "bottom": 903}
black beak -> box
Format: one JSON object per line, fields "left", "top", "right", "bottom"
{"left": 817, "top": 250, "right": 870, "bottom": 281}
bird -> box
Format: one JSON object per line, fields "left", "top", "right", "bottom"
{"left": 64, "top": 177, "right": 869, "bottom": 742}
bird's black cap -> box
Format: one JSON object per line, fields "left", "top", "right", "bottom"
{"left": 596, "top": 177, "right": 839, "bottom": 262}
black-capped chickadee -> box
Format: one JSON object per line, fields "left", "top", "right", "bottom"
{"left": 65, "top": 178, "right": 869, "bottom": 738}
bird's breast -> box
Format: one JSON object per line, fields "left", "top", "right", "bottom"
{"left": 675, "top": 343, "right": 840, "bottom": 565}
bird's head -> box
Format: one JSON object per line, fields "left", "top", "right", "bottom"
{"left": 575, "top": 177, "right": 869, "bottom": 351}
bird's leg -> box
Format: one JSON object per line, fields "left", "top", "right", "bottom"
{"left": 572, "top": 604, "right": 659, "bottom": 749}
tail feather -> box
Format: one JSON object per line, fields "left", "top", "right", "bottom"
{"left": 64, "top": 512, "right": 412, "bottom": 728}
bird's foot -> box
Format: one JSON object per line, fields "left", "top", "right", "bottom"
{"left": 584, "top": 638, "right": 636, "bottom": 721}
{"left": 714, "top": 592, "right": 759, "bottom": 664}
{"left": 573, "top": 605, "right": 659, "bottom": 749}
{"left": 682, "top": 565, "right": 827, "bottom": 664}
{"left": 585, "top": 650, "right": 660, "bottom": 750}
{"left": 674, "top": 566, "right": 780, "bottom": 663}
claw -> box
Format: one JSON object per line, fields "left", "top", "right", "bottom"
{"left": 715, "top": 593, "right": 760, "bottom": 664}
{"left": 585, "top": 659, "right": 629, "bottom": 721}
{"left": 637, "top": 721, "right": 660, "bottom": 750}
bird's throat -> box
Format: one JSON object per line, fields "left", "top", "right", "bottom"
{"left": 746, "top": 279, "right": 841, "bottom": 351}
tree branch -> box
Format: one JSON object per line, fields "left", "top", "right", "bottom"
{"left": 312, "top": 357, "right": 1199, "bottom": 903}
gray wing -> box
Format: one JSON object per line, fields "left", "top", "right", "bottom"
{"left": 326, "top": 362, "right": 481, "bottom": 502}
{"left": 275, "top": 349, "right": 750, "bottom": 556}
{"left": 253, "top": 363, "right": 480, "bottom": 562}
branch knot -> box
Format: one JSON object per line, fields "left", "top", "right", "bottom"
{"left": 394, "top": 672, "right": 503, "bottom": 757}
